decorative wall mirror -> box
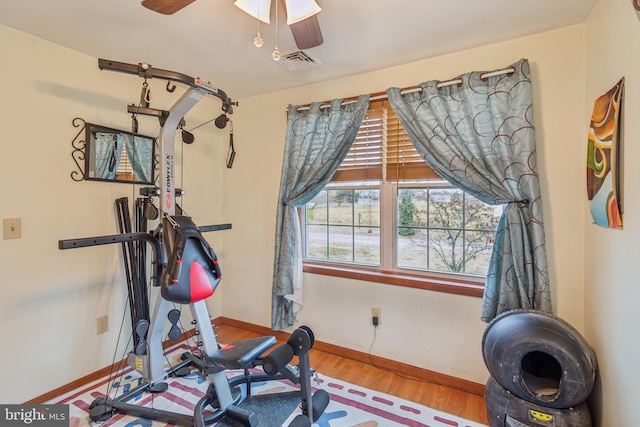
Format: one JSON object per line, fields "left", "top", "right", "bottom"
{"left": 82, "top": 122, "right": 156, "bottom": 185}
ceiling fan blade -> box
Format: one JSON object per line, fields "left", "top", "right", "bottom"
{"left": 279, "top": 0, "right": 324, "bottom": 50}
{"left": 141, "top": 0, "right": 196, "bottom": 15}
{"left": 289, "top": 15, "right": 323, "bottom": 49}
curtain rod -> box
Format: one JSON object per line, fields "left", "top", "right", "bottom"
{"left": 294, "top": 67, "right": 515, "bottom": 112}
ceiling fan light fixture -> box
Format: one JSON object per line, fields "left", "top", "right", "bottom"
{"left": 272, "top": 46, "right": 282, "bottom": 61}
{"left": 234, "top": 0, "right": 271, "bottom": 23}
{"left": 284, "top": 0, "right": 321, "bottom": 25}
{"left": 254, "top": 31, "right": 264, "bottom": 47}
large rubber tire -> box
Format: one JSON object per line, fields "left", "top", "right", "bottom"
{"left": 485, "top": 377, "right": 592, "bottom": 427}
{"left": 482, "top": 310, "right": 597, "bottom": 409}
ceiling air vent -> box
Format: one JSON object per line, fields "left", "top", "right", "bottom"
{"left": 278, "top": 50, "right": 321, "bottom": 71}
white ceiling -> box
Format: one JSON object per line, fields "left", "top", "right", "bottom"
{"left": 1, "top": 0, "right": 597, "bottom": 101}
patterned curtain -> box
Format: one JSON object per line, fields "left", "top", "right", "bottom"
{"left": 123, "top": 134, "right": 154, "bottom": 183}
{"left": 94, "top": 132, "right": 124, "bottom": 179}
{"left": 386, "top": 59, "right": 550, "bottom": 322}
{"left": 272, "top": 96, "right": 370, "bottom": 330}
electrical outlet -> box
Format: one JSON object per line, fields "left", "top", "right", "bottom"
{"left": 97, "top": 315, "right": 109, "bottom": 335}
{"left": 371, "top": 307, "right": 382, "bottom": 326}
{"left": 3, "top": 218, "right": 21, "bottom": 240}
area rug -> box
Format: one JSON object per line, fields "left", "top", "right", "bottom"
{"left": 48, "top": 342, "right": 487, "bottom": 427}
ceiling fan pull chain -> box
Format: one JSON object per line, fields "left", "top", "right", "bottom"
{"left": 272, "top": 0, "right": 281, "bottom": 61}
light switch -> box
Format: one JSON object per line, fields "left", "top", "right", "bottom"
{"left": 3, "top": 218, "right": 21, "bottom": 240}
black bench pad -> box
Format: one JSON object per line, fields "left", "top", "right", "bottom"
{"left": 204, "top": 336, "right": 277, "bottom": 373}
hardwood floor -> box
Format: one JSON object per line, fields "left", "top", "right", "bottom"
{"left": 214, "top": 322, "right": 489, "bottom": 425}
{"left": 30, "top": 321, "right": 488, "bottom": 425}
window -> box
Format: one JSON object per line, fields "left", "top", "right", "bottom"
{"left": 305, "top": 187, "right": 381, "bottom": 265}
{"left": 395, "top": 187, "right": 501, "bottom": 275}
{"left": 302, "top": 100, "right": 502, "bottom": 294}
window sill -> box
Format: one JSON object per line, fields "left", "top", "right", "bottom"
{"left": 303, "top": 262, "right": 485, "bottom": 298}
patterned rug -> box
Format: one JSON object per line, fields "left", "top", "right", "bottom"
{"left": 48, "top": 342, "right": 487, "bottom": 427}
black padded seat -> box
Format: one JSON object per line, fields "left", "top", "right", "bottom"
{"left": 204, "top": 336, "right": 277, "bottom": 373}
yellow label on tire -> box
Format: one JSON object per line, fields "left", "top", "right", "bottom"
{"left": 529, "top": 409, "right": 555, "bottom": 426}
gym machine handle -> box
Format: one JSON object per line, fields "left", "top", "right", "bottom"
{"left": 98, "top": 59, "right": 234, "bottom": 114}
{"left": 58, "top": 232, "right": 162, "bottom": 287}
{"left": 199, "top": 224, "right": 232, "bottom": 233}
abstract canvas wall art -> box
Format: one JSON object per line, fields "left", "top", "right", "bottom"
{"left": 587, "top": 78, "right": 624, "bottom": 229}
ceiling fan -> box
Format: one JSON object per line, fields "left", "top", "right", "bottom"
{"left": 140, "top": 0, "right": 323, "bottom": 49}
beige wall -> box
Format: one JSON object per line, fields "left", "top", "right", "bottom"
{"left": 0, "top": 24, "right": 227, "bottom": 402}
{"left": 584, "top": 0, "right": 640, "bottom": 426}
{"left": 224, "top": 24, "right": 588, "bottom": 386}
{"left": 3, "top": 1, "right": 635, "bottom": 424}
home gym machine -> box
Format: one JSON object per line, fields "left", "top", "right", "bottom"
{"left": 59, "top": 60, "right": 329, "bottom": 426}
